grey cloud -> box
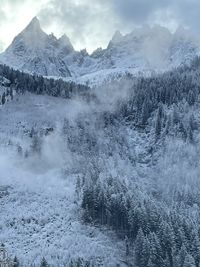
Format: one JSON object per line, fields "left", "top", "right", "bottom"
{"left": 38, "top": 0, "right": 117, "bottom": 51}
{"left": 0, "top": 41, "right": 4, "bottom": 52}
{"left": 172, "top": 1, "right": 200, "bottom": 32}
{"left": 39, "top": 0, "right": 93, "bottom": 36}
{"left": 0, "top": 0, "right": 33, "bottom": 22}
{"left": 0, "top": 6, "right": 6, "bottom": 21}
{"left": 38, "top": 0, "right": 200, "bottom": 52}
{"left": 111, "top": 0, "right": 172, "bottom": 24}
{"left": 1, "top": 0, "right": 200, "bottom": 53}
{"left": 110, "top": 0, "right": 200, "bottom": 33}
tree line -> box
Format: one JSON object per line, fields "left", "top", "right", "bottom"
{"left": 0, "top": 64, "right": 92, "bottom": 101}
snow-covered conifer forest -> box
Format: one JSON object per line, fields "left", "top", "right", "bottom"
{"left": 0, "top": 16, "right": 200, "bottom": 267}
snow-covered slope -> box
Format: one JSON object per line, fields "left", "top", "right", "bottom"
{"left": 2, "top": 52, "right": 200, "bottom": 266}
{"left": 0, "top": 92, "right": 126, "bottom": 266}
{"left": 1, "top": 18, "right": 200, "bottom": 85}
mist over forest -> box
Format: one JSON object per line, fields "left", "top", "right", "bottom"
{"left": 0, "top": 56, "right": 200, "bottom": 266}
{"left": 1, "top": 3, "right": 200, "bottom": 266}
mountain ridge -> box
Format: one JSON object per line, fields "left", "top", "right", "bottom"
{"left": 0, "top": 17, "right": 72, "bottom": 77}
{"left": 1, "top": 17, "right": 200, "bottom": 84}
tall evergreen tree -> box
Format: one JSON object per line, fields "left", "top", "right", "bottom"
{"left": 135, "top": 228, "right": 150, "bottom": 267}
{"left": 148, "top": 233, "right": 165, "bottom": 267}
{"left": 155, "top": 105, "right": 163, "bottom": 138}
{"left": 1, "top": 92, "right": 6, "bottom": 105}
{"left": 13, "top": 256, "right": 20, "bottom": 267}
{"left": 40, "top": 257, "right": 49, "bottom": 267}
{"left": 183, "top": 254, "right": 196, "bottom": 267}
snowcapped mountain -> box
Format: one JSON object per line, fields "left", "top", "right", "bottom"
{"left": 70, "top": 26, "right": 200, "bottom": 85}
{"left": 89, "top": 25, "right": 200, "bottom": 72}
{"left": 0, "top": 17, "right": 72, "bottom": 77}
{"left": 1, "top": 18, "right": 200, "bottom": 84}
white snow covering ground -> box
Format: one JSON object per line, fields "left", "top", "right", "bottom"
{"left": 0, "top": 93, "right": 126, "bottom": 266}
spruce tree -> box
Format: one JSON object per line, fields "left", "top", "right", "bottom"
{"left": 183, "top": 254, "right": 196, "bottom": 267}
{"left": 158, "top": 222, "right": 175, "bottom": 267}
{"left": 13, "top": 256, "right": 20, "bottom": 267}
{"left": 1, "top": 92, "right": 6, "bottom": 105}
{"left": 135, "top": 228, "right": 150, "bottom": 267}
{"left": 155, "top": 105, "right": 163, "bottom": 138}
{"left": 148, "top": 232, "right": 165, "bottom": 267}
{"left": 40, "top": 257, "right": 49, "bottom": 267}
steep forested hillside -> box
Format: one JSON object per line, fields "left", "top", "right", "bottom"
{"left": 1, "top": 57, "right": 200, "bottom": 266}
{"left": 70, "top": 56, "right": 200, "bottom": 267}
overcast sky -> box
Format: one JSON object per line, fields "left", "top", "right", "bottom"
{"left": 0, "top": 0, "right": 199, "bottom": 53}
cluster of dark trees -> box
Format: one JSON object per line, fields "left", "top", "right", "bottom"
{"left": 82, "top": 175, "right": 200, "bottom": 267}
{"left": 93, "top": 58, "right": 200, "bottom": 148}
{"left": 114, "top": 57, "right": 200, "bottom": 134}
{"left": 12, "top": 256, "right": 94, "bottom": 267}
{"left": 61, "top": 107, "right": 199, "bottom": 267}
{"left": 118, "top": 70, "right": 196, "bottom": 121}
{"left": 0, "top": 64, "right": 92, "bottom": 100}
{"left": 0, "top": 87, "right": 14, "bottom": 105}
